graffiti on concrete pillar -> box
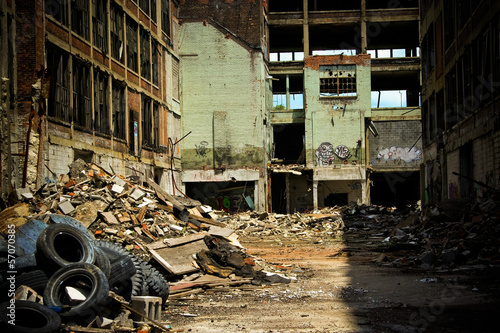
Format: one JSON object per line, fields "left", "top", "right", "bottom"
{"left": 195, "top": 141, "right": 208, "bottom": 157}
{"left": 377, "top": 146, "right": 422, "bottom": 163}
{"left": 335, "top": 145, "right": 350, "bottom": 159}
{"left": 316, "top": 142, "right": 335, "bottom": 165}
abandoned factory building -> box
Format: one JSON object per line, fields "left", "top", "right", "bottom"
{"left": 1, "top": 0, "right": 498, "bottom": 213}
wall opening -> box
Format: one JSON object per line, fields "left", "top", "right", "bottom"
{"left": 186, "top": 181, "right": 255, "bottom": 212}
{"left": 273, "top": 124, "right": 305, "bottom": 164}
{"left": 370, "top": 172, "right": 420, "bottom": 208}
{"left": 271, "top": 173, "right": 287, "bottom": 214}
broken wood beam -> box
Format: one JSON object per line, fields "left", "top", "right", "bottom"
{"left": 147, "top": 179, "right": 190, "bottom": 221}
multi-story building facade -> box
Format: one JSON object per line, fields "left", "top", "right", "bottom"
{"left": 0, "top": 0, "right": 182, "bottom": 208}
{"left": 175, "top": 0, "right": 422, "bottom": 213}
{"left": 420, "top": 0, "right": 500, "bottom": 203}
{"left": 267, "top": 0, "right": 422, "bottom": 212}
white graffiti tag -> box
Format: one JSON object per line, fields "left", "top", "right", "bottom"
{"left": 335, "top": 145, "right": 350, "bottom": 159}
{"left": 377, "top": 146, "right": 422, "bottom": 163}
{"left": 316, "top": 142, "right": 335, "bottom": 165}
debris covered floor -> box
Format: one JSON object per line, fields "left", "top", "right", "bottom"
{"left": 0, "top": 160, "right": 499, "bottom": 332}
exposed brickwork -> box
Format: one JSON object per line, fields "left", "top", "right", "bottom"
{"left": 305, "top": 54, "right": 371, "bottom": 70}
{"left": 179, "top": 0, "right": 263, "bottom": 48}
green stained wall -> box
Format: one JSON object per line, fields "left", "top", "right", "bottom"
{"left": 179, "top": 22, "right": 270, "bottom": 171}
{"left": 303, "top": 55, "right": 371, "bottom": 168}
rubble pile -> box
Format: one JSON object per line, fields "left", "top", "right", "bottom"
{"left": 0, "top": 160, "right": 291, "bottom": 332}
{"left": 221, "top": 208, "right": 345, "bottom": 238}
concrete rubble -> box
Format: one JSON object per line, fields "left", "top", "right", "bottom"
{"left": 1, "top": 159, "right": 499, "bottom": 332}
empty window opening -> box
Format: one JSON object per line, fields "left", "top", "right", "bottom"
{"left": 127, "top": 18, "right": 138, "bottom": 72}
{"left": 312, "top": 49, "right": 357, "bottom": 56}
{"left": 94, "top": 70, "right": 109, "bottom": 135}
{"left": 273, "top": 93, "right": 304, "bottom": 110}
{"left": 112, "top": 81, "right": 126, "bottom": 140}
{"left": 273, "top": 124, "right": 305, "bottom": 164}
{"left": 140, "top": 27, "right": 151, "bottom": 81}
{"left": 93, "top": 0, "right": 108, "bottom": 53}
{"left": 110, "top": 3, "right": 124, "bottom": 63}
{"left": 47, "top": 45, "right": 70, "bottom": 123}
{"left": 72, "top": 59, "right": 92, "bottom": 129}
{"left": 371, "top": 90, "right": 408, "bottom": 108}
{"left": 320, "top": 65, "right": 356, "bottom": 97}
{"left": 161, "top": 0, "right": 170, "bottom": 36}
{"left": 71, "top": 0, "right": 90, "bottom": 40}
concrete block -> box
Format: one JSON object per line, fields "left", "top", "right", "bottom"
{"left": 130, "top": 296, "right": 162, "bottom": 323}
{"left": 58, "top": 200, "right": 75, "bottom": 215}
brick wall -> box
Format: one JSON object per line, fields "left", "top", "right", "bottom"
{"left": 369, "top": 120, "right": 422, "bottom": 170}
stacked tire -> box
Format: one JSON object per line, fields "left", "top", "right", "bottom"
{"left": 0, "top": 222, "right": 169, "bottom": 330}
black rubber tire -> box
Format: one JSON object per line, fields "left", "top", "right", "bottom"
{"left": 35, "top": 223, "right": 95, "bottom": 273}
{"left": 93, "top": 247, "right": 111, "bottom": 279}
{"left": 95, "top": 241, "right": 143, "bottom": 300}
{"left": 137, "top": 259, "right": 170, "bottom": 303}
{"left": 0, "top": 300, "right": 61, "bottom": 333}
{"left": 48, "top": 214, "right": 95, "bottom": 241}
{"left": 43, "top": 263, "right": 109, "bottom": 320}
{"left": 0, "top": 270, "right": 49, "bottom": 301}
{"left": 108, "top": 255, "right": 136, "bottom": 287}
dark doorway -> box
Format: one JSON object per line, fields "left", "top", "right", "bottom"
{"left": 273, "top": 124, "right": 305, "bottom": 164}
{"left": 324, "top": 192, "right": 348, "bottom": 207}
{"left": 370, "top": 172, "right": 420, "bottom": 208}
{"left": 271, "top": 173, "right": 287, "bottom": 213}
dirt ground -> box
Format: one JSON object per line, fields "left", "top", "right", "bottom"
{"left": 163, "top": 232, "right": 500, "bottom": 333}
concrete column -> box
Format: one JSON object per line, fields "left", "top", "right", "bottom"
{"left": 361, "top": 0, "right": 367, "bottom": 53}
{"left": 286, "top": 173, "right": 291, "bottom": 214}
{"left": 312, "top": 179, "right": 318, "bottom": 210}
{"left": 303, "top": 0, "right": 309, "bottom": 56}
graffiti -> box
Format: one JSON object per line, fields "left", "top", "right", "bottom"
{"left": 217, "top": 195, "right": 243, "bottom": 212}
{"left": 348, "top": 181, "right": 361, "bottom": 190}
{"left": 334, "top": 145, "right": 350, "bottom": 159}
{"left": 316, "top": 142, "right": 335, "bottom": 166}
{"left": 377, "top": 146, "right": 422, "bottom": 163}
{"left": 195, "top": 141, "right": 208, "bottom": 157}
{"left": 449, "top": 182, "right": 459, "bottom": 199}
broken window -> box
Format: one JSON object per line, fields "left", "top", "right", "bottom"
{"left": 47, "top": 45, "right": 70, "bottom": 123}
{"left": 127, "top": 17, "right": 138, "bottom": 72}
{"left": 141, "top": 95, "right": 153, "bottom": 147}
{"left": 139, "top": 0, "right": 150, "bottom": 16}
{"left": 92, "top": 0, "right": 108, "bottom": 53}
{"left": 72, "top": 59, "right": 92, "bottom": 129}
{"left": 112, "top": 81, "right": 126, "bottom": 140}
{"left": 319, "top": 65, "right": 356, "bottom": 97}
{"left": 161, "top": 0, "right": 170, "bottom": 36}
{"left": 152, "top": 40, "right": 159, "bottom": 86}
{"left": 151, "top": 0, "right": 157, "bottom": 23}
{"left": 94, "top": 70, "right": 109, "bottom": 135}
{"left": 445, "top": 66, "right": 457, "bottom": 130}
{"left": 140, "top": 27, "right": 151, "bottom": 81}
{"left": 153, "top": 102, "right": 160, "bottom": 148}
{"left": 111, "top": 3, "right": 124, "bottom": 63}
{"left": 71, "top": 0, "right": 90, "bottom": 40}
{"left": 46, "top": 0, "right": 68, "bottom": 26}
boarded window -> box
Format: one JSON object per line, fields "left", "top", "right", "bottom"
{"left": 92, "top": 0, "right": 108, "bottom": 52}
{"left": 127, "top": 18, "right": 138, "bottom": 72}
{"left": 319, "top": 65, "right": 356, "bottom": 97}
{"left": 94, "top": 71, "right": 109, "bottom": 134}
{"left": 72, "top": 59, "right": 92, "bottom": 129}
{"left": 140, "top": 28, "right": 151, "bottom": 81}
{"left": 112, "top": 81, "right": 126, "bottom": 140}
{"left": 110, "top": 3, "right": 124, "bottom": 62}
{"left": 72, "top": 0, "right": 90, "bottom": 40}
{"left": 47, "top": 46, "right": 70, "bottom": 123}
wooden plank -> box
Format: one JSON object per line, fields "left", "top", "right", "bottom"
{"left": 149, "top": 239, "right": 208, "bottom": 275}
{"left": 147, "top": 231, "right": 210, "bottom": 250}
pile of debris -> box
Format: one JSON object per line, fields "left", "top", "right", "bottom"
{"left": 0, "top": 159, "right": 292, "bottom": 332}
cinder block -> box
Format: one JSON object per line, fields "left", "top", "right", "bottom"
{"left": 130, "top": 296, "right": 162, "bottom": 323}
